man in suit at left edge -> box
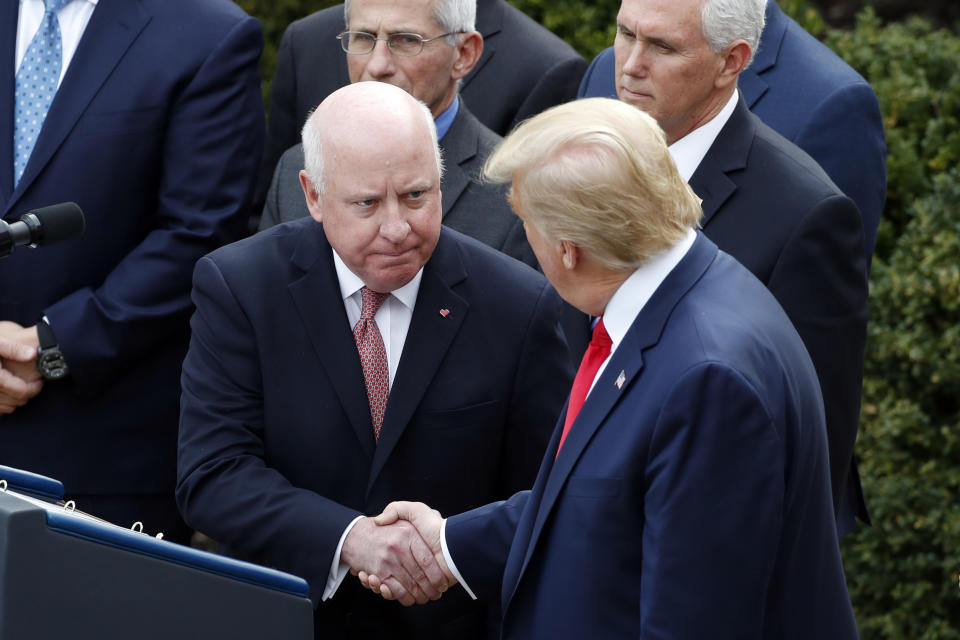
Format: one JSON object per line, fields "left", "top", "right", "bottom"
{"left": 176, "top": 82, "right": 572, "bottom": 638}
{"left": 0, "top": 0, "right": 265, "bottom": 543}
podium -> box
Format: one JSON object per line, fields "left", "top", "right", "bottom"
{"left": 0, "top": 466, "right": 313, "bottom": 639}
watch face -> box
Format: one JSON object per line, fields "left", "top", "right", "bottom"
{"left": 37, "top": 350, "right": 69, "bottom": 380}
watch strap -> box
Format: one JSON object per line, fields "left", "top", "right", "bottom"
{"left": 36, "top": 318, "right": 58, "bottom": 350}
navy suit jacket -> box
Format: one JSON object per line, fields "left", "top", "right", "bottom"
{"left": 256, "top": 0, "right": 587, "bottom": 222}
{"left": 446, "top": 234, "right": 859, "bottom": 639}
{"left": 176, "top": 220, "right": 573, "bottom": 637}
{"left": 577, "top": 0, "right": 886, "bottom": 265}
{"left": 688, "top": 96, "right": 869, "bottom": 526}
{"left": 0, "top": 0, "right": 263, "bottom": 495}
{"left": 260, "top": 102, "right": 530, "bottom": 264}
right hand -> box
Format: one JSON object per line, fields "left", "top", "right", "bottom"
{"left": 340, "top": 515, "right": 450, "bottom": 606}
{"left": 359, "top": 501, "right": 454, "bottom": 602}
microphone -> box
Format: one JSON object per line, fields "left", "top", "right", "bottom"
{"left": 0, "top": 202, "right": 85, "bottom": 258}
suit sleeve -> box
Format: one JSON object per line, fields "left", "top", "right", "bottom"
{"left": 445, "top": 491, "right": 530, "bottom": 603}
{"left": 176, "top": 255, "right": 362, "bottom": 605}
{"left": 499, "top": 281, "right": 574, "bottom": 495}
{"left": 792, "top": 82, "right": 887, "bottom": 264}
{"left": 766, "top": 193, "right": 868, "bottom": 518}
{"left": 640, "top": 363, "right": 785, "bottom": 638}
{"left": 254, "top": 23, "right": 300, "bottom": 226}
{"left": 258, "top": 150, "right": 287, "bottom": 232}
{"left": 576, "top": 47, "right": 617, "bottom": 99}
{"left": 44, "top": 16, "right": 265, "bottom": 394}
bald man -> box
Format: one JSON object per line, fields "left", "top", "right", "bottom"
{"left": 176, "top": 81, "right": 572, "bottom": 639}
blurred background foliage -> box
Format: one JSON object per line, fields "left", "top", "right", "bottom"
{"left": 234, "top": 0, "right": 960, "bottom": 636}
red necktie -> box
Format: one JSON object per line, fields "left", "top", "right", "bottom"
{"left": 354, "top": 287, "right": 390, "bottom": 440}
{"left": 556, "top": 319, "right": 612, "bottom": 456}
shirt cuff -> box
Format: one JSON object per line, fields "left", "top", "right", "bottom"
{"left": 322, "top": 515, "right": 365, "bottom": 601}
{"left": 440, "top": 517, "right": 476, "bottom": 600}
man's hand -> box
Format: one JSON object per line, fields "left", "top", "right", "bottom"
{"left": 340, "top": 515, "right": 451, "bottom": 606}
{"left": 359, "top": 501, "right": 454, "bottom": 601}
{"left": 0, "top": 322, "right": 42, "bottom": 414}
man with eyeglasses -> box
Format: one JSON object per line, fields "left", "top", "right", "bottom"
{"left": 259, "top": 0, "right": 531, "bottom": 271}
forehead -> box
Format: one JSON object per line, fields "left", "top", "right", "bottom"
{"left": 349, "top": 0, "right": 439, "bottom": 30}
{"left": 617, "top": 0, "right": 704, "bottom": 39}
{"left": 325, "top": 120, "right": 438, "bottom": 186}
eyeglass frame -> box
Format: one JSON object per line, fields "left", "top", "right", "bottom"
{"left": 336, "top": 30, "right": 463, "bottom": 57}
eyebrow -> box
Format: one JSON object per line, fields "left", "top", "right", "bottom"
{"left": 617, "top": 21, "right": 676, "bottom": 50}
{"left": 350, "top": 24, "right": 427, "bottom": 35}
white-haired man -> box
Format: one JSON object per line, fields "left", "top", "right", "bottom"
{"left": 259, "top": 0, "right": 540, "bottom": 266}
{"left": 607, "top": 0, "right": 870, "bottom": 532}
{"left": 177, "top": 82, "right": 572, "bottom": 639}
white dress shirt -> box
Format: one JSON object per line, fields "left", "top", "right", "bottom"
{"left": 668, "top": 89, "right": 739, "bottom": 182}
{"left": 16, "top": 0, "right": 98, "bottom": 86}
{"left": 443, "top": 228, "right": 698, "bottom": 599}
{"left": 323, "top": 248, "right": 424, "bottom": 600}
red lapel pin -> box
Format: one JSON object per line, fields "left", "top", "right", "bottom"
{"left": 439, "top": 308, "right": 450, "bottom": 318}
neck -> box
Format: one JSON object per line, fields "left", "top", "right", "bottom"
{"left": 579, "top": 269, "right": 633, "bottom": 318}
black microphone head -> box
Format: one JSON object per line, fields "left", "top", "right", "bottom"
{"left": 24, "top": 202, "right": 85, "bottom": 246}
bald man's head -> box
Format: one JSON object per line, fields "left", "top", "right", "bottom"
{"left": 297, "top": 82, "right": 444, "bottom": 293}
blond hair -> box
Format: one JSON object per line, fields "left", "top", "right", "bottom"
{"left": 484, "top": 98, "right": 702, "bottom": 269}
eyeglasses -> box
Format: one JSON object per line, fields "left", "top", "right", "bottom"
{"left": 337, "top": 31, "right": 460, "bottom": 57}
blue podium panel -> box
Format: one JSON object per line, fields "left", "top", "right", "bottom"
{"left": 0, "top": 491, "right": 313, "bottom": 639}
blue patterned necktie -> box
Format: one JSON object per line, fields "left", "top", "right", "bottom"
{"left": 14, "top": 0, "right": 71, "bottom": 186}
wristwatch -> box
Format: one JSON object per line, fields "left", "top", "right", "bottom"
{"left": 35, "top": 319, "right": 69, "bottom": 381}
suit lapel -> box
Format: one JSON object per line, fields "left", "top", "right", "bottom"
{"left": 366, "top": 230, "right": 469, "bottom": 491}
{"left": 688, "top": 95, "right": 754, "bottom": 227}
{"left": 501, "top": 234, "right": 720, "bottom": 613}
{"left": 439, "top": 105, "right": 481, "bottom": 218}
{"left": 6, "top": 0, "right": 150, "bottom": 214}
{"left": 739, "top": 0, "right": 785, "bottom": 108}
{"left": 288, "top": 223, "right": 377, "bottom": 461}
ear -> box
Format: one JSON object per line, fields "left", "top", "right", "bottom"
{"left": 299, "top": 169, "right": 324, "bottom": 223}
{"left": 560, "top": 240, "right": 579, "bottom": 270}
{"left": 451, "top": 31, "right": 483, "bottom": 81}
{"left": 715, "top": 40, "right": 752, "bottom": 90}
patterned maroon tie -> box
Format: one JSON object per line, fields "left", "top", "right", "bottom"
{"left": 556, "top": 319, "right": 612, "bottom": 456}
{"left": 354, "top": 287, "right": 390, "bottom": 440}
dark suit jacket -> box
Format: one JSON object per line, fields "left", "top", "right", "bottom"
{"left": 260, "top": 101, "right": 530, "bottom": 264}
{"left": 577, "top": 0, "right": 886, "bottom": 266}
{"left": 689, "top": 96, "right": 869, "bottom": 526}
{"left": 176, "top": 220, "right": 573, "bottom": 638}
{"left": 0, "top": 0, "right": 263, "bottom": 499}
{"left": 256, "top": 0, "right": 587, "bottom": 223}
{"left": 446, "top": 234, "right": 859, "bottom": 639}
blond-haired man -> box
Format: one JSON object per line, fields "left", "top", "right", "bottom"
{"left": 369, "top": 97, "right": 859, "bottom": 638}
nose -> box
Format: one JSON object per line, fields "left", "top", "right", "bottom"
{"left": 622, "top": 41, "right": 647, "bottom": 77}
{"left": 379, "top": 200, "right": 411, "bottom": 244}
{"left": 364, "top": 38, "right": 396, "bottom": 79}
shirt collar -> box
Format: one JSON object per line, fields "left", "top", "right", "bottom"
{"left": 331, "top": 248, "right": 423, "bottom": 311}
{"left": 434, "top": 95, "right": 459, "bottom": 142}
{"left": 601, "top": 229, "right": 697, "bottom": 351}
{"left": 668, "top": 89, "right": 739, "bottom": 181}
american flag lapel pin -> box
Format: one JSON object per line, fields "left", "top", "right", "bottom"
{"left": 615, "top": 370, "right": 626, "bottom": 389}
{"left": 439, "top": 308, "right": 450, "bottom": 318}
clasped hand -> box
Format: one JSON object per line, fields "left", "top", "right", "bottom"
{"left": 341, "top": 501, "right": 453, "bottom": 606}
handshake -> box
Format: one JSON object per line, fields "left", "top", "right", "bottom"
{"left": 341, "top": 501, "right": 456, "bottom": 606}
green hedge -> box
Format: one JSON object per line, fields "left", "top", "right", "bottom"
{"left": 235, "top": 1, "right": 960, "bottom": 636}
{"left": 822, "top": 10, "right": 960, "bottom": 639}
